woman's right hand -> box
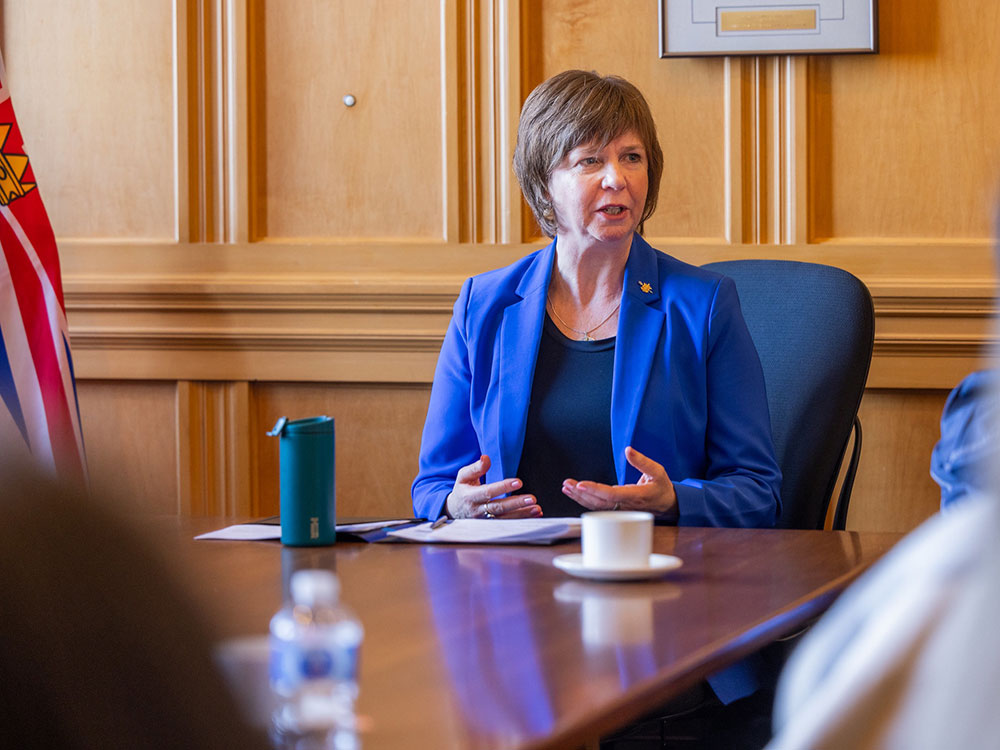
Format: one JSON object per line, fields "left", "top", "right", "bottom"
{"left": 445, "top": 455, "right": 542, "bottom": 519}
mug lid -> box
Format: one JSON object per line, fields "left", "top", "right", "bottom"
{"left": 267, "top": 415, "right": 333, "bottom": 436}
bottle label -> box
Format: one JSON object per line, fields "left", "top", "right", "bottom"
{"left": 270, "top": 635, "right": 360, "bottom": 691}
{"left": 301, "top": 647, "right": 333, "bottom": 678}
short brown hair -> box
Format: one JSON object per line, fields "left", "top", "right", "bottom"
{"left": 513, "top": 70, "right": 663, "bottom": 238}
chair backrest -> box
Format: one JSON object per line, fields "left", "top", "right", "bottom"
{"left": 702, "top": 260, "right": 875, "bottom": 530}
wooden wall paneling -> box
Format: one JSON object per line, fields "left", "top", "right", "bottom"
{"left": 805, "top": 53, "right": 831, "bottom": 243}
{"left": 755, "top": 57, "right": 775, "bottom": 244}
{"left": 1, "top": 0, "right": 176, "bottom": 240}
{"left": 737, "top": 54, "right": 806, "bottom": 246}
{"left": 781, "top": 55, "right": 808, "bottom": 245}
{"left": 185, "top": 0, "right": 250, "bottom": 243}
{"left": 175, "top": 0, "right": 192, "bottom": 242}
{"left": 186, "top": 0, "right": 216, "bottom": 242}
{"left": 177, "top": 380, "right": 252, "bottom": 516}
{"left": 225, "top": 0, "right": 250, "bottom": 243}
{"left": 518, "top": 0, "right": 542, "bottom": 239}
{"left": 76, "top": 380, "right": 179, "bottom": 515}
{"left": 647, "top": 48, "right": 732, "bottom": 243}
{"left": 676, "top": 51, "right": 806, "bottom": 247}
{"left": 650, "top": 51, "right": 731, "bottom": 242}
{"left": 868, "top": 276, "right": 995, "bottom": 388}
{"left": 455, "top": 0, "right": 523, "bottom": 243}
{"left": 845, "top": 389, "right": 950, "bottom": 533}
{"left": 443, "top": 0, "right": 462, "bottom": 242}
{"left": 258, "top": 0, "right": 444, "bottom": 240}
{"left": 225, "top": 380, "right": 253, "bottom": 515}
{"left": 56, "top": 238, "right": 993, "bottom": 389}
{"left": 497, "top": 0, "right": 523, "bottom": 244}
{"left": 252, "top": 383, "right": 432, "bottom": 520}
{"left": 247, "top": 0, "right": 267, "bottom": 241}
{"left": 723, "top": 57, "right": 745, "bottom": 244}
{"left": 175, "top": 382, "right": 197, "bottom": 513}
{"left": 455, "top": 0, "right": 482, "bottom": 242}
{"left": 737, "top": 56, "right": 766, "bottom": 244}
{"left": 808, "top": 0, "right": 1000, "bottom": 241}
{"left": 59, "top": 239, "right": 537, "bottom": 384}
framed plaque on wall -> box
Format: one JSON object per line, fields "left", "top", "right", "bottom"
{"left": 659, "top": 1, "right": 878, "bottom": 57}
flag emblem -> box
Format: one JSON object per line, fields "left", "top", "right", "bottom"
{"left": 0, "top": 124, "right": 35, "bottom": 205}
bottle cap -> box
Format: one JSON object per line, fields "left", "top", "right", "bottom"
{"left": 290, "top": 569, "right": 340, "bottom": 606}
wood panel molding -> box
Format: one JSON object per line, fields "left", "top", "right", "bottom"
{"left": 184, "top": 0, "right": 249, "bottom": 243}
{"left": 724, "top": 55, "right": 808, "bottom": 245}
{"left": 451, "top": 0, "right": 523, "bottom": 243}
{"left": 723, "top": 56, "right": 744, "bottom": 245}
{"left": 60, "top": 239, "right": 996, "bottom": 387}
{"left": 177, "top": 380, "right": 253, "bottom": 515}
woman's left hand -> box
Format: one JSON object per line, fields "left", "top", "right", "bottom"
{"left": 561, "top": 446, "right": 678, "bottom": 517}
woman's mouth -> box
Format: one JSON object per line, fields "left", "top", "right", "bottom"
{"left": 600, "top": 206, "right": 626, "bottom": 215}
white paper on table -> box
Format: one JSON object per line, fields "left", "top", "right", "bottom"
{"left": 387, "top": 517, "right": 582, "bottom": 545}
{"left": 195, "top": 524, "right": 281, "bottom": 541}
{"left": 195, "top": 518, "right": 416, "bottom": 541}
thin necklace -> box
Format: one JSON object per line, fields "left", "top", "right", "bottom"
{"left": 546, "top": 297, "right": 620, "bottom": 341}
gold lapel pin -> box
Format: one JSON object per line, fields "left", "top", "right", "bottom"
{"left": 638, "top": 281, "right": 653, "bottom": 294}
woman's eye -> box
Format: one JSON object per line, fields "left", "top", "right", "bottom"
{"left": 579, "top": 157, "right": 599, "bottom": 167}
{"left": 625, "top": 152, "right": 643, "bottom": 163}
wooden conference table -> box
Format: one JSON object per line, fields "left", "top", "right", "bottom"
{"left": 157, "top": 518, "right": 899, "bottom": 750}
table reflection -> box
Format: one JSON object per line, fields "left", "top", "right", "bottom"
{"left": 420, "top": 546, "right": 683, "bottom": 743}
{"left": 421, "top": 546, "right": 557, "bottom": 737}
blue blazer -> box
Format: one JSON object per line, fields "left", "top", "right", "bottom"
{"left": 412, "top": 235, "right": 782, "bottom": 528}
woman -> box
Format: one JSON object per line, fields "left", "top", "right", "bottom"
{"left": 412, "top": 70, "right": 781, "bottom": 527}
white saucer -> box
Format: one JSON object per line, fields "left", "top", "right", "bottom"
{"left": 552, "top": 553, "right": 683, "bottom": 581}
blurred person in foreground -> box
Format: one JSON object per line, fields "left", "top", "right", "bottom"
{"left": 0, "top": 456, "right": 268, "bottom": 750}
{"left": 412, "top": 70, "right": 781, "bottom": 528}
{"left": 765, "top": 295, "right": 1000, "bottom": 744}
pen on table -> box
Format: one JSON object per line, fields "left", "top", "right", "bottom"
{"left": 429, "top": 516, "right": 450, "bottom": 530}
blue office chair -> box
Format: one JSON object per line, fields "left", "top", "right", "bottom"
{"left": 702, "top": 260, "right": 875, "bottom": 530}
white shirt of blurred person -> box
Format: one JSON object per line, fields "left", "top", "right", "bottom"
{"left": 765, "top": 372, "right": 1000, "bottom": 750}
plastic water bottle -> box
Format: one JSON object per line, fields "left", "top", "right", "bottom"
{"left": 269, "top": 569, "right": 363, "bottom": 749}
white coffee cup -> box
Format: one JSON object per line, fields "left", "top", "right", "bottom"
{"left": 581, "top": 511, "right": 654, "bottom": 569}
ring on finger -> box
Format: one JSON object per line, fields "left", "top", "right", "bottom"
{"left": 482, "top": 504, "right": 496, "bottom": 519}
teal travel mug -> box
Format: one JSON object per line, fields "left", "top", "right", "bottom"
{"left": 267, "top": 416, "right": 336, "bottom": 546}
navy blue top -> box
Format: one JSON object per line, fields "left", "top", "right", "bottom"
{"left": 515, "top": 315, "right": 617, "bottom": 516}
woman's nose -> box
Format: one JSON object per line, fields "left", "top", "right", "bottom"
{"left": 602, "top": 162, "right": 625, "bottom": 189}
